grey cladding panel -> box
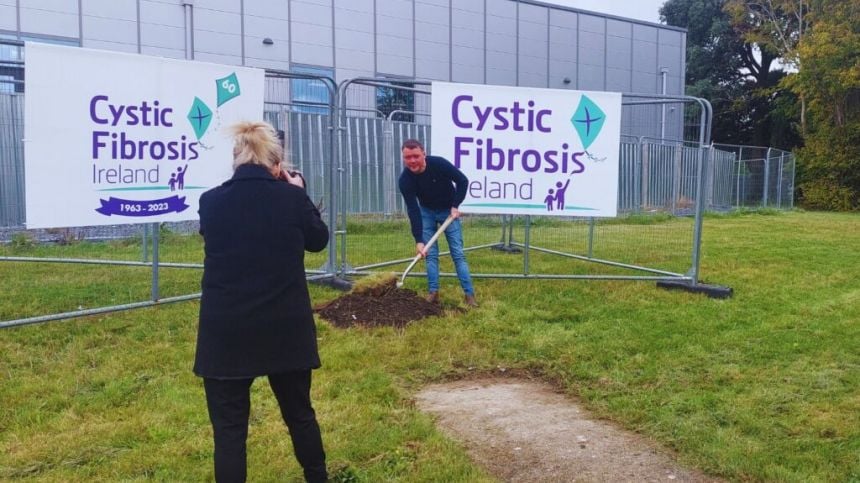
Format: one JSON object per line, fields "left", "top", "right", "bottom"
{"left": 416, "top": 20, "right": 448, "bottom": 44}
{"left": 578, "top": 31, "right": 605, "bottom": 66}
{"left": 606, "top": 35, "right": 631, "bottom": 70}
{"left": 292, "top": 1, "right": 332, "bottom": 28}
{"left": 416, "top": 39, "right": 448, "bottom": 63}
{"left": 291, "top": 22, "right": 333, "bottom": 48}
{"left": 195, "top": 0, "right": 240, "bottom": 12}
{"left": 578, "top": 64, "right": 603, "bottom": 90}
{"left": 245, "top": 0, "right": 289, "bottom": 19}
{"left": 194, "top": 8, "right": 242, "bottom": 35}
{"left": 0, "top": 5, "right": 14, "bottom": 30}
{"left": 578, "top": 14, "right": 604, "bottom": 34}
{"left": 549, "top": 59, "right": 576, "bottom": 89}
{"left": 416, "top": 59, "right": 448, "bottom": 80}
{"left": 19, "top": 3, "right": 79, "bottom": 38}
{"left": 415, "top": 2, "right": 448, "bottom": 26}
{"left": 82, "top": 0, "right": 136, "bottom": 21}
{"left": 658, "top": 43, "right": 681, "bottom": 75}
{"left": 606, "top": 19, "right": 630, "bottom": 38}
{"left": 632, "top": 40, "right": 657, "bottom": 73}
{"left": 195, "top": 29, "right": 242, "bottom": 56}
{"left": 140, "top": 23, "right": 185, "bottom": 50}
{"left": 633, "top": 24, "right": 657, "bottom": 42}
{"left": 453, "top": 26, "right": 483, "bottom": 48}
{"left": 244, "top": 15, "right": 290, "bottom": 43}
{"left": 82, "top": 16, "right": 137, "bottom": 45}
{"left": 486, "top": 0, "right": 515, "bottom": 18}
{"left": 486, "top": 31, "right": 515, "bottom": 54}
{"left": 518, "top": 3, "right": 546, "bottom": 25}
{"left": 377, "top": 0, "right": 412, "bottom": 19}
{"left": 606, "top": 67, "right": 630, "bottom": 92}
{"left": 334, "top": 8, "right": 373, "bottom": 36}
{"left": 140, "top": 0, "right": 185, "bottom": 28}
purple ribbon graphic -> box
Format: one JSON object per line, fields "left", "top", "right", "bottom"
{"left": 95, "top": 195, "right": 189, "bottom": 217}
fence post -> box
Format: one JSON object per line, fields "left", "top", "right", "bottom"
{"left": 689, "top": 144, "right": 709, "bottom": 284}
{"left": 777, "top": 151, "right": 785, "bottom": 209}
{"left": 641, "top": 141, "right": 650, "bottom": 209}
{"left": 382, "top": 118, "right": 395, "bottom": 217}
{"left": 523, "top": 215, "right": 531, "bottom": 276}
{"left": 151, "top": 222, "right": 159, "bottom": 301}
{"left": 707, "top": 145, "right": 717, "bottom": 210}
{"left": 735, "top": 147, "right": 742, "bottom": 208}
{"left": 672, "top": 143, "right": 681, "bottom": 213}
{"left": 789, "top": 154, "right": 796, "bottom": 209}
{"left": 587, "top": 217, "right": 595, "bottom": 258}
{"left": 763, "top": 147, "right": 771, "bottom": 207}
{"left": 142, "top": 224, "right": 149, "bottom": 263}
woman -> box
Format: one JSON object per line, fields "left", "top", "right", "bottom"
{"left": 194, "top": 121, "right": 329, "bottom": 482}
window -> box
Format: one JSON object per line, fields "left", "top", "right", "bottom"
{"left": 1, "top": 35, "right": 79, "bottom": 94}
{"left": 377, "top": 81, "right": 414, "bottom": 122}
{"left": 289, "top": 65, "right": 333, "bottom": 114}
{"left": 0, "top": 35, "right": 23, "bottom": 94}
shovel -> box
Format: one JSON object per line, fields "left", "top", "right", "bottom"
{"left": 396, "top": 215, "right": 455, "bottom": 288}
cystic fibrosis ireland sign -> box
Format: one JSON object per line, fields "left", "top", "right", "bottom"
{"left": 430, "top": 82, "right": 621, "bottom": 217}
{"left": 24, "top": 43, "right": 264, "bottom": 228}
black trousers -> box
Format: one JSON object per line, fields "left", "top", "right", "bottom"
{"left": 203, "top": 370, "right": 327, "bottom": 483}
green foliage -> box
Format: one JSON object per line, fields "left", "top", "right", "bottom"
{"left": 798, "top": 178, "right": 856, "bottom": 211}
{"left": 661, "top": 0, "right": 800, "bottom": 148}
{"left": 9, "top": 232, "right": 35, "bottom": 250}
{"left": 789, "top": 0, "right": 860, "bottom": 210}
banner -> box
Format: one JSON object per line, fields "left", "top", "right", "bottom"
{"left": 431, "top": 81, "right": 621, "bottom": 217}
{"left": 24, "top": 43, "right": 264, "bottom": 228}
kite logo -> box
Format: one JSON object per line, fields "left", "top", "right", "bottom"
{"left": 187, "top": 97, "right": 212, "bottom": 140}
{"left": 216, "top": 73, "right": 241, "bottom": 107}
{"left": 570, "top": 95, "right": 605, "bottom": 151}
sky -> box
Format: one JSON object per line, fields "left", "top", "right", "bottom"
{"left": 543, "top": 0, "right": 666, "bottom": 24}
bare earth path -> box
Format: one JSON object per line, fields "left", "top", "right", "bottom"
{"left": 415, "top": 378, "right": 723, "bottom": 483}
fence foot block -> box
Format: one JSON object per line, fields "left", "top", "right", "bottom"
{"left": 491, "top": 244, "right": 523, "bottom": 254}
{"left": 311, "top": 277, "right": 353, "bottom": 291}
{"left": 656, "top": 280, "right": 733, "bottom": 299}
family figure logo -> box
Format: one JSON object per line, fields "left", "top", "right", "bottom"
{"left": 537, "top": 95, "right": 608, "bottom": 212}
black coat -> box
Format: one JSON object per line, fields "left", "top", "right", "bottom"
{"left": 194, "top": 164, "right": 329, "bottom": 378}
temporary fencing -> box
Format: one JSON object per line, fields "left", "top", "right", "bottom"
{"left": 1, "top": 66, "right": 794, "bottom": 327}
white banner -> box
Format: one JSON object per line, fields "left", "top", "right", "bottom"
{"left": 431, "top": 81, "right": 621, "bottom": 217}
{"left": 24, "top": 43, "right": 265, "bottom": 228}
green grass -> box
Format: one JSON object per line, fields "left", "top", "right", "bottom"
{"left": 1, "top": 210, "right": 859, "bottom": 481}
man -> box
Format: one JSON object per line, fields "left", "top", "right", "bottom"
{"left": 398, "top": 139, "right": 477, "bottom": 307}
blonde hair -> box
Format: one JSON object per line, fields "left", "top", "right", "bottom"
{"left": 229, "top": 121, "right": 286, "bottom": 171}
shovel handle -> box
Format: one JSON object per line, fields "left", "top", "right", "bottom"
{"left": 398, "top": 215, "right": 456, "bottom": 286}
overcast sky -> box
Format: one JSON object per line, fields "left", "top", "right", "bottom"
{"left": 543, "top": 0, "right": 667, "bottom": 24}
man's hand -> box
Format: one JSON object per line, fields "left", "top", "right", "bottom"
{"left": 450, "top": 207, "right": 461, "bottom": 219}
{"left": 416, "top": 242, "right": 426, "bottom": 258}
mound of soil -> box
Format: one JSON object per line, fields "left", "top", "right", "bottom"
{"left": 315, "top": 286, "right": 443, "bottom": 328}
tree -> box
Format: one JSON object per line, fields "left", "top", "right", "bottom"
{"left": 725, "top": 0, "right": 812, "bottom": 130}
{"left": 786, "top": 0, "right": 860, "bottom": 209}
{"left": 660, "top": 0, "right": 800, "bottom": 148}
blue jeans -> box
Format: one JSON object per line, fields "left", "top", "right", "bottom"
{"left": 421, "top": 207, "right": 474, "bottom": 296}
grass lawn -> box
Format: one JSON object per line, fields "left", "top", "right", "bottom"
{"left": 1, "top": 210, "right": 858, "bottom": 481}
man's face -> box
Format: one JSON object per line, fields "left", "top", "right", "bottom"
{"left": 402, "top": 146, "right": 426, "bottom": 174}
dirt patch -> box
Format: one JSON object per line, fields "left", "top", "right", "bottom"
{"left": 416, "top": 378, "right": 722, "bottom": 483}
{"left": 315, "top": 287, "right": 443, "bottom": 328}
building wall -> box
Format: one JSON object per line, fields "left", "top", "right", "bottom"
{"left": 2, "top": 0, "right": 686, "bottom": 137}
{"left": 2, "top": 0, "right": 685, "bottom": 90}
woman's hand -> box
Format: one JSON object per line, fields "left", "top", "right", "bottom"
{"left": 281, "top": 169, "right": 305, "bottom": 188}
